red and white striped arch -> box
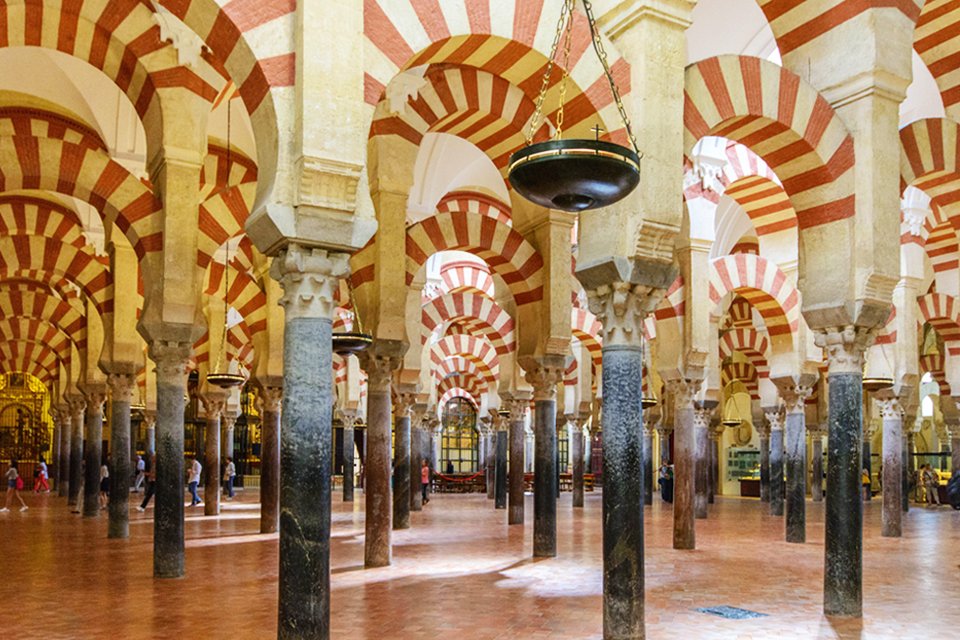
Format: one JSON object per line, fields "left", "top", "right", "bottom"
{"left": 437, "top": 191, "right": 512, "bottom": 226}
{"left": 571, "top": 307, "right": 602, "bottom": 371}
{"left": 684, "top": 56, "right": 854, "bottom": 230}
{"left": 438, "top": 387, "right": 479, "bottom": 412}
{"left": 0, "top": 195, "right": 88, "bottom": 249}
{"left": 721, "top": 360, "right": 759, "bottom": 400}
{"left": 438, "top": 260, "right": 496, "bottom": 299}
{"left": 709, "top": 254, "right": 800, "bottom": 341}
{"left": 438, "top": 371, "right": 487, "bottom": 399}
{"left": 900, "top": 118, "right": 960, "bottom": 219}
{"left": 914, "top": 1, "right": 960, "bottom": 112}
{"left": 925, "top": 220, "right": 959, "bottom": 274}
{"left": 0, "top": 341, "right": 59, "bottom": 384}
{"left": 430, "top": 334, "right": 499, "bottom": 385}
{"left": 197, "top": 144, "right": 259, "bottom": 270}
{"left": 720, "top": 327, "right": 771, "bottom": 377}
{"left": 204, "top": 255, "right": 268, "bottom": 336}
{"left": 0, "top": 107, "right": 106, "bottom": 152}
{"left": 918, "top": 292, "right": 960, "bottom": 355}
{"left": 724, "top": 175, "right": 797, "bottom": 237}
{"left": 0, "top": 288, "right": 86, "bottom": 349}
{"left": 421, "top": 291, "right": 515, "bottom": 355}
{"left": 920, "top": 351, "right": 951, "bottom": 395}
{"left": 0, "top": 319, "right": 73, "bottom": 366}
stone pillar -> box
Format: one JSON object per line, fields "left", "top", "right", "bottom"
{"left": 570, "top": 415, "right": 584, "bottom": 508}
{"left": 642, "top": 416, "right": 655, "bottom": 505}
{"left": 144, "top": 412, "right": 156, "bottom": 454}
{"left": 816, "top": 326, "right": 872, "bottom": 617}
{"left": 360, "top": 349, "right": 402, "bottom": 568}
{"left": 149, "top": 341, "right": 192, "bottom": 578}
{"left": 862, "top": 422, "right": 874, "bottom": 501}
{"left": 525, "top": 359, "right": 565, "bottom": 558}
{"left": 811, "top": 429, "right": 824, "bottom": 502}
{"left": 766, "top": 408, "right": 785, "bottom": 518}
{"left": 656, "top": 424, "right": 672, "bottom": 465}
{"left": 708, "top": 423, "right": 724, "bottom": 503}
{"left": 259, "top": 386, "right": 282, "bottom": 533}
{"left": 82, "top": 388, "right": 106, "bottom": 518}
{"left": 409, "top": 404, "right": 427, "bottom": 512}
{"left": 50, "top": 414, "right": 60, "bottom": 490}
{"left": 951, "top": 431, "right": 960, "bottom": 475}
{"left": 877, "top": 397, "right": 902, "bottom": 537}
{"left": 271, "top": 246, "right": 348, "bottom": 636}
{"left": 902, "top": 427, "right": 912, "bottom": 513}
{"left": 495, "top": 419, "right": 508, "bottom": 510}
{"left": 57, "top": 406, "right": 70, "bottom": 497}
{"left": 756, "top": 421, "right": 771, "bottom": 503}
{"left": 200, "top": 394, "right": 224, "bottom": 517}
{"left": 486, "top": 429, "right": 497, "bottom": 500}
{"left": 339, "top": 408, "right": 358, "bottom": 504}
{"left": 107, "top": 373, "right": 135, "bottom": 538}
{"left": 506, "top": 396, "right": 528, "bottom": 525}
{"left": 693, "top": 405, "right": 712, "bottom": 519}
{"left": 222, "top": 413, "right": 236, "bottom": 460}
{"left": 392, "top": 389, "right": 415, "bottom": 530}
{"left": 68, "top": 397, "right": 85, "bottom": 506}
{"left": 668, "top": 378, "right": 702, "bottom": 550}
{"left": 779, "top": 383, "right": 812, "bottom": 543}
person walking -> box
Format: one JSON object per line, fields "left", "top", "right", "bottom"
{"left": 34, "top": 457, "right": 50, "bottom": 493}
{"left": 2, "top": 460, "right": 28, "bottom": 512}
{"left": 98, "top": 460, "right": 110, "bottom": 510}
{"left": 136, "top": 452, "right": 156, "bottom": 512}
{"left": 923, "top": 464, "right": 941, "bottom": 506}
{"left": 133, "top": 455, "right": 146, "bottom": 492}
{"left": 222, "top": 456, "right": 236, "bottom": 500}
{"left": 420, "top": 458, "right": 431, "bottom": 505}
{"left": 187, "top": 456, "right": 202, "bottom": 506}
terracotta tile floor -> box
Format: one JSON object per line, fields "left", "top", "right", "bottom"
{"left": 0, "top": 489, "right": 957, "bottom": 639}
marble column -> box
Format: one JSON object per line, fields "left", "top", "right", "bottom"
{"left": 339, "top": 409, "right": 358, "bottom": 504}
{"left": 107, "top": 373, "right": 135, "bottom": 538}
{"left": 201, "top": 394, "right": 224, "bottom": 517}
{"left": 82, "top": 388, "right": 106, "bottom": 518}
{"left": 409, "top": 409, "right": 424, "bottom": 512}
{"left": 657, "top": 424, "right": 672, "bottom": 465}
{"left": 525, "top": 359, "right": 564, "bottom": 558}
{"left": 360, "top": 349, "right": 402, "bottom": 568}
{"left": 817, "top": 326, "right": 871, "bottom": 618}
{"left": 260, "top": 386, "right": 282, "bottom": 533}
{"left": 766, "top": 409, "right": 785, "bottom": 517}
{"left": 50, "top": 415, "right": 60, "bottom": 490}
{"left": 150, "top": 342, "right": 192, "bottom": 578}
{"left": 486, "top": 430, "right": 497, "bottom": 500}
{"left": 495, "top": 424, "right": 508, "bottom": 509}
{"left": 668, "top": 378, "right": 702, "bottom": 550}
{"left": 811, "top": 429, "right": 824, "bottom": 502}
{"left": 271, "top": 246, "right": 347, "bottom": 637}
{"left": 862, "top": 428, "right": 873, "bottom": 501}
{"left": 57, "top": 406, "right": 70, "bottom": 498}
{"left": 570, "top": 418, "right": 584, "bottom": 509}
{"left": 392, "top": 390, "right": 415, "bottom": 530}
{"left": 951, "top": 431, "right": 960, "bottom": 474}
{"left": 68, "top": 398, "right": 85, "bottom": 506}
{"left": 222, "top": 414, "right": 235, "bottom": 460}
{"left": 780, "top": 384, "right": 812, "bottom": 543}
{"left": 506, "top": 396, "right": 528, "bottom": 525}
{"left": 642, "top": 417, "right": 654, "bottom": 506}
{"left": 902, "top": 430, "right": 911, "bottom": 513}
{"left": 693, "top": 405, "right": 712, "bottom": 519}
{"left": 757, "top": 422, "right": 771, "bottom": 503}
{"left": 708, "top": 423, "right": 723, "bottom": 504}
{"left": 144, "top": 412, "right": 156, "bottom": 454}
{"left": 877, "top": 397, "right": 902, "bottom": 537}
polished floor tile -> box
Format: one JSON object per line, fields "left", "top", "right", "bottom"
{"left": 0, "top": 488, "right": 957, "bottom": 639}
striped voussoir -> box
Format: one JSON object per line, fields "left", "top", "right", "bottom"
{"left": 720, "top": 327, "right": 770, "bottom": 377}
{"left": 439, "top": 386, "right": 478, "bottom": 410}
{"left": 0, "top": 107, "right": 106, "bottom": 152}
{"left": 204, "top": 259, "right": 267, "bottom": 335}
{"left": 0, "top": 317, "right": 73, "bottom": 366}
{"left": 684, "top": 55, "right": 854, "bottom": 230}
{"left": 900, "top": 119, "right": 960, "bottom": 225}
{"left": 709, "top": 253, "right": 799, "bottom": 339}
{"left": 918, "top": 292, "right": 960, "bottom": 355}
{"left": 438, "top": 261, "right": 496, "bottom": 299}
{"left": 197, "top": 144, "right": 259, "bottom": 269}
{"left": 0, "top": 288, "right": 86, "bottom": 349}
{"left": 438, "top": 191, "right": 512, "bottom": 225}
{"left": 0, "top": 194, "right": 88, "bottom": 248}
{"left": 721, "top": 360, "right": 759, "bottom": 400}
{"left": 919, "top": 351, "right": 951, "bottom": 395}
{"left": 438, "top": 371, "right": 486, "bottom": 399}
{"left": 571, "top": 307, "right": 602, "bottom": 371}
{"left": 0, "top": 341, "right": 58, "bottom": 384}
{"left": 430, "top": 333, "right": 499, "bottom": 386}
{"left": 874, "top": 306, "right": 898, "bottom": 346}
{"left": 563, "top": 357, "right": 578, "bottom": 387}
{"left": 421, "top": 291, "right": 515, "bottom": 355}
{"left": 914, "top": 0, "right": 960, "bottom": 111}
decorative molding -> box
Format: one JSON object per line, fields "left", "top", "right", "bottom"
{"left": 149, "top": 340, "right": 193, "bottom": 383}
{"left": 359, "top": 353, "right": 402, "bottom": 393}
{"left": 106, "top": 373, "right": 136, "bottom": 401}
{"left": 258, "top": 386, "right": 283, "bottom": 414}
{"left": 814, "top": 325, "right": 877, "bottom": 374}
{"left": 587, "top": 281, "right": 663, "bottom": 347}
{"left": 270, "top": 243, "right": 349, "bottom": 320}
{"left": 524, "top": 364, "right": 566, "bottom": 401}
{"left": 664, "top": 378, "right": 703, "bottom": 409}
{"left": 297, "top": 155, "right": 364, "bottom": 213}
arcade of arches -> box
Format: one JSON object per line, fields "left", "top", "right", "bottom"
{"left": 2, "top": 1, "right": 960, "bottom": 639}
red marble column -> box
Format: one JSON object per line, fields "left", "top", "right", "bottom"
{"left": 259, "top": 386, "right": 283, "bottom": 533}
{"left": 667, "top": 379, "right": 702, "bottom": 550}
{"left": 200, "top": 394, "right": 225, "bottom": 517}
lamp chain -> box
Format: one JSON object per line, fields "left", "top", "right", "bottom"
{"left": 525, "top": 0, "right": 574, "bottom": 145}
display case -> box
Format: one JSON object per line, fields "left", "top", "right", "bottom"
{"left": 726, "top": 447, "right": 760, "bottom": 481}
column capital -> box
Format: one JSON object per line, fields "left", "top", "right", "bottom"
{"left": 200, "top": 393, "right": 227, "bottom": 419}
{"left": 258, "top": 385, "right": 283, "bottom": 414}
{"left": 392, "top": 389, "right": 417, "bottom": 417}
{"left": 67, "top": 394, "right": 86, "bottom": 415}
{"left": 876, "top": 397, "right": 902, "bottom": 421}
{"left": 814, "top": 325, "right": 877, "bottom": 374}
{"left": 693, "top": 405, "right": 714, "bottom": 429}
{"left": 80, "top": 385, "right": 107, "bottom": 414}
{"left": 222, "top": 413, "right": 237, "bottom": 430}
{"left": 269, "top": 243, "right": 349, "bottom": 321}
{"left": 504, "top": 393, "right": 531, "bottom": 422}
{"left": 106, "top": 372, "right": 136, "bottom": 401}
{"left": 709, "top": 423, "right": 725, "bottom": 440}
{"left": 490, "top": 409, "right": 510, "bottom": 432}
{"left": 764, "top": 407, "right": 785, "bottom": 432}
{"left": 755, "top": 420, "right": 771, "bottom": 438}
{"left": 586, "top": 281, "right": 661, "bottom": 348}
{"left": 142, "top": 411, "right": 157, "bottom": 429}
{"left": 664, "top": 377, "right": 703, "bottom": 409}
{"left": 655, "top": 422, "right": 674, "bottom": 437}
{"left": 336, "top": 406, "right": 359, "bottom": 426}
{"left": 775, "top": 380, "right": 814, "bottom": 415}
{"left": 360, "top": 351, "right": 403, "bottom": 392}
{"left": 149, "top": 339, "right": 193, "bottom": 382}
{"left": 523, "top": 357, "right": 567, "bottom": 401}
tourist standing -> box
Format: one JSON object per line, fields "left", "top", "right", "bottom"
{"left": 137, "top": 452, "right": 156, "bottom": 511}
{"left": 34, "top": 457, "right": 50, "bottom": 493}
{"left": 861, "top": 468, "right": 871, "bottom": 501}
{"left": 923, "top": 464, "right": 941, "bottom": 506}
{"left": 99, "top": 460, "right": 110, "bottom": 510}
{"left": 2, "top": 460, "right": 28, "bottom": 512}
{"left": 222, "top": 456, "right": 236, "bottom": 500}
{"left": 187, "top": 456, "right": 202, "bottom": 506}
{"left": 658, "top": 462, "right": 674, "bottom": 503}
{"left": 421, "top": 458, "right": 431, "bottom": 505}
{"left": 133, "top": 455, "right": 146, "bottom": 492}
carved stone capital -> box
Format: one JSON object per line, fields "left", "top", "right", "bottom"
{"left": 755, "top": 420, "right": 771, "bottom": 438}
{"left": 876, "top": 397, "right": 902, "bottom": 421}
{"left": 106, "top": 373, "right": 136, "bottom": 402}
{"left": 664, "top": 378, "right": 703, "bottom": 409}
{"left": 655, "top": 423, "right": 674, "bottom": 437}
{"left": 149, "top": 340, "right": 193, "bottom": 383}
{"left": 258, "top": 385, "right": 283, "bottom": 414}
{"left": 586, "top": 281, "right": 662, "bottom": 347}
{"left": 142, "top": 411, "right": 157, "bottom": 429}
{"left": 764, "top": 408, "right": 784, "bottom": 432}
{"left": 336, "top": 406, "right": 359, "bottom": 426}
{"left": 270, "top": 243, "right": 349, "bottom": 320}
{"left": 360, "top": 353, "right": 402, "bottom": 392}
{"left": 200, "top": 394, "right": 226, "bottom": 419}
{"left": 814, "top": 325, "right": 876, "bottom": 374}
{"left": 693, "top": 405, "right": 713, "bottom": 429}
{"left": 393, "top": 390, "right": 417, "bottom": 417}
{"left": 504, "top": 395, "right": 531, "bottom": 422}
{"left": 777, "top": 384, "right": 812, "bottom": 415}
{"left": 80, "top": 385, "right": 107, "bottom": 415}
{"left": 524, "top": 362, "right": 566, "bottom": 401}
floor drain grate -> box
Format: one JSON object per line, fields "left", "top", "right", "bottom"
{"left": 695, "top": 606, "right": 767, "bottom": 620}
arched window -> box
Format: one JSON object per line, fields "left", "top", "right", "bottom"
{"left": 440, "top": 397, "right": 479, "bottom": 473}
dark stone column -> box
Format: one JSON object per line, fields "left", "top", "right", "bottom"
{"left": 524, "top": 359, "right": 564, "bottom": 558}
{"left": 767, "top": 409, "right": 784, "bottom": 517}
{"left": 495, "top": 428, "right": 508, "bottom": 509}
{"left": 862, "top": 434, "right": 873, "bottom": 501}
{"left": 82, "top": 389, "right": 106, "bottom": 518}
{"left": 708, "top": 424, "right": 722, "bottom": 504}
{"left": 757, "top": 425, "right": 771, "bottom": 503}
{"left": 50, "top": 416, "right": 60, "bottom": 490}
{"left": 272, "top": 248, "right": 347, "bottom": 638}
{"left": 486, "top": 431, "right": 497, "bottom": 500}
{"left": 260, "top": 387, "right": 282, "bottom": 533}
{"left": 821, "top": 328, "right": 869, "bottom": 619}
{"left": 668, "top": 378, "right": 701, "bottom": 550}
{"left": 570, "top": 418, "right": 583, "bottom": 508}
{"left": 877, "top": 397, "right": 902, "bottom": 537}
{"left": 107, "top": 374, "right": 135, "bottom": 539}
{"left": 780, "top": 384, "right": 811, "bottom": 544}
{"left": 201, "top": 395, "right": 224, "bottom": 517}
{"left": 340, "top": 411, "right": 356, "bottom": 503}
{"left": 902, "top": 431, "right": 911, "bottom": 512}
{"left": 222, "top": 415, "right": 235, "bottom": 460}
{"left": 642, "top": 419, "right": 654, "bottom": 506}
{"left": 145, "top": 414, "right": 156, "bottom": 455}
{"left": 601, "top": 340, "right": 645, "bottom": 638}
{"left": 811, "top": 429, "right": 824, "bottom": 502}
{"left": 506, "top": 396, "right": 528, "bottom": 525}
{"left": 150, "top": 342, "right": 191, "bottom": 579}
{"left": 68, "top": 399, "right": 85, "bottom": 506}
{"left": 392, "top": 390, "right": 415, "bottom": 530}
{"left": 693, "top": 406, "right": 711, "bottom": 519}
{"left": 410, "top": 418, "right": 423, "bottom": 511}
{"left": 58, "top": 407, "right": 71, "bottom": 498}
{"left": 658, "top": 425, "right": 672, "bottom": 465}
{"left": 951, "top": 434, "right": 960, "bottom": 475}
{"left": 360, "top": 349, "right": 402, "bottom": 568}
